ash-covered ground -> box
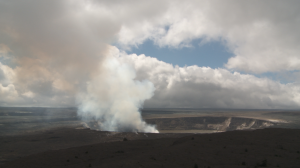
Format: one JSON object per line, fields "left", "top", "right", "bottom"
{"left": 1, "top": 107, "right": 300, "bottom": 167}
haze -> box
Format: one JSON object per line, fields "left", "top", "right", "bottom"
{"left": 1, "top": 0, "right": 300, "bottom": 132}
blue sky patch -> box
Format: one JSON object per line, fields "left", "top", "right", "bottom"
{"left": 126, "top": 39, "right": 234, "bottom": 69}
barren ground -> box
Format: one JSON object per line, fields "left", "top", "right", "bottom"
{"left": 1, "top": 128, "right": 300, "bottom": 168}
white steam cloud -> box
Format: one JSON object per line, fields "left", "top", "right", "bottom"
{"left": 76, "top": 48, "right": 158, "bottom": 132}
{"left": 0, "top": 1, "right": 158, "bottom": 133}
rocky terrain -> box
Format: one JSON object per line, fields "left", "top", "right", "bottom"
{"left": 2, "top": 128, "right": 300, "bottom": 168}
{"left": 146, "top": 116, "right": 278, "bottom": 132}
{"left": 0, "top": 128, "right": 187, "bottom": 165}
{"left": 1, "top": 107, "right": 300, "bottom": 167}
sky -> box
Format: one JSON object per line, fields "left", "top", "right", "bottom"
{"left": 125, "top": 39, "right": 233, "bottom": 68}
{"left": 1, "top": 0, "right": 300, "bottom": 111}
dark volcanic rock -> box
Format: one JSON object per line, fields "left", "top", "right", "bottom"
{"left": 146, "top": 116, "right": 276, "bottom": 131}
{"left": 0, "top": 128, "right": 187, "bottom": 165}
{"left": 2, "top": 128, "right": 300, "bottom": 168}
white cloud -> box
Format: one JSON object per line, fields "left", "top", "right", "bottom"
{"left": 0, "top": 84, "right": 20, "bottom": 104}
{"left": 116, "top": 0, "right": 300, "bottom": 73}
{"left": 22, "top": 91, "right": 35, "bottom": 98}
{"left": 0, "top": 62, "right": 15, "bottom": 85}
{"left": 0, "top": 0, "right": 300, "bottom": 112}
{"left": 119, "top": 51, "right": 300, "bottom": 109}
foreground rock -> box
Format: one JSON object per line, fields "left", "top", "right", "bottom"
{"left": 2, "top": 128, "right": 300, "bottom": 168}
{"left": 0, "top": 128, "right": 187, "bottom": 164}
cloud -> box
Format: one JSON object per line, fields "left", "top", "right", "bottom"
{"left": 119, "top": 51, "right": 300, "bottom": 109}
{"left": 116, "top": 0, "right": 300, "bottom": 73}
{"left": 0, "top": 0, "right": 120, "bottom": 106}
{"left": 0, "top": 0, "right": 300, "bottom": 115}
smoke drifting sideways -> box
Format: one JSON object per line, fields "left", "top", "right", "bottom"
{"left": 0, "top": 1, "right": 158, "bottom": 133}
{"left": 77, "top": 47, "right": 158, "bottom": 133}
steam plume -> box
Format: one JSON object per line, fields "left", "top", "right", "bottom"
{"left": 76, "top": 47, "right": 158, "bottom": 133}
{"left": 0, "top": 1, "right": 158, "bottom": 133}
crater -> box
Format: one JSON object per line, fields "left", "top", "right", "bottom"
{"left": 145, "top": 116, "right": 280, "bottom": 133}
